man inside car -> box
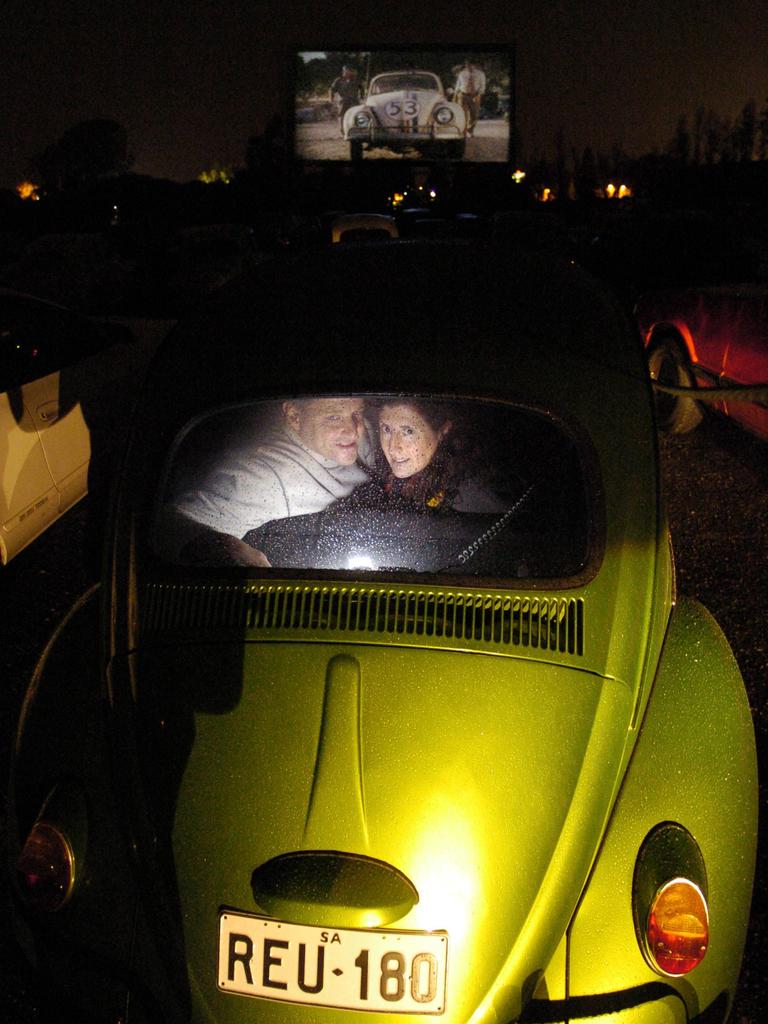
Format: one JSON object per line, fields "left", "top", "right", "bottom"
{"left": 163, "top": 397, "right": 371, "bottom": 566}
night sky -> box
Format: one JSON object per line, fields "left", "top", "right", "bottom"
{"left": 2, "top": 0, "right": 766, "bottom": 189}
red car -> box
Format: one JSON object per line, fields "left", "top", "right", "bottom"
{"left": 634, "top": 284, "right": 768, "bottom": 440}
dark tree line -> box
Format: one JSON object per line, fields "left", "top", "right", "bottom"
{"left": 664, "top": 98, "right": 767, "bottom": 165}
{"left": 30, "top": 119, "right": 133, "bottom": 193}
{"left": 519, "top": 96, "right": 768, "bottom": 204}
{"left": 24, "top": 93, "right": 768, "bottom": 208}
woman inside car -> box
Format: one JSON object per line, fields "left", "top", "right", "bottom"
{"left": 347, "top": 398, "right": 507, "bottom": 514}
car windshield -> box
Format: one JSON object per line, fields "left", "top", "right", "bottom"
{"left": 369, "top": 74, "right": 440, "bottom": 95}
{"left": 151, "top": 395, "right": 594, "bottom": 583}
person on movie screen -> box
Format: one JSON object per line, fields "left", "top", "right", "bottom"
{"left": 329, "top": 66, "right": 362, "bottom": 135}
{"left": 453, "top": 59, "right": 486, "bottom": 137}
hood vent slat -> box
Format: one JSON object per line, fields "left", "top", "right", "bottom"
{"left": 143, "top": 583, "right": 584, "bottom": 656}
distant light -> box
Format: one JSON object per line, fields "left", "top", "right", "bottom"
{"left": 511, "top": 168, "right": 526, "bottom": 184}
{"left": 16, "top": 181, "right": 40, "bottom": 201}
{"left": 198, "top": 166, "right": 233, "bottom": 185}
{"left": 605, "top": 182, "right": 632, "bottom": 200}
{"left": 429, "top": 189, "right": 437, "bottom": 199}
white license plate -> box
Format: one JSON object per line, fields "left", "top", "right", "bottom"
{"left": 218, "top": 909, "right": 448, "bottom": 1014}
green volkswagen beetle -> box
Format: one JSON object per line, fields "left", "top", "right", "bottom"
{"left": 9, "top": 240, "right": 757, "bottom": 1023}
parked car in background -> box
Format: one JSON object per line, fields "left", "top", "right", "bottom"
{"left": 343, "top": 71, "right": 466, "bottom": 160}
{"left": 295, "top": 100, "right": 337, "bottom": 124}
{"left": 0, "top": 232, "right": 138, "bottom": 315}
{"left": 0, "top": 289, "right": 155, "bottom": 564}
{"left": 330, "top": 212, "right": 399, "bottom": 243}
{"left": 9, "top": 242, "right": 757, "bottom": 1023}
{"left": 163, "top": 224, "right": 267, "bottom": 313}
{"left": 582, "top": 209, "right": 759, "bottom": 312}
{"left": 635, "top": 283, "right": 768, "bottom": 439}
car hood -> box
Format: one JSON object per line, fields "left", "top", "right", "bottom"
{"left": 125, "top": 639, "right": 634, "bottom": 1023}
{"left": 370, "top": 90, "right": 439, "bottom": 120}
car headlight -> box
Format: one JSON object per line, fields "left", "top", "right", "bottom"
{"left": 434, "top": 106, "right": 454, "bottom": 125}
{"left": 354, "top": 111, "right": 372, "bottom": 129}
{"left": 633, "top": 823, "right": 709, "bottom": 977}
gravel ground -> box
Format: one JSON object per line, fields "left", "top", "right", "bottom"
{"left": 658, "top": 416, "right": 767, "bottom": 1024}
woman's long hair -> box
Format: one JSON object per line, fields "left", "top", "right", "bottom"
{"left": 370, "top": 399, "right": 469, "bottom": 511}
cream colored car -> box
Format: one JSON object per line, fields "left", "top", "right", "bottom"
{"left": 343, "top": 70, "right": 467, "bottom": 159}
{"left": 330, "top": 212, "right": 399, "bottom": 243}
{"left": 0, "top": 290, "right": 151, "bottom": 564}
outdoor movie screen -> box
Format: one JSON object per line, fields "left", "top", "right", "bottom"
{"left": 293, "top": 49, "right": 513, "bottom": 163}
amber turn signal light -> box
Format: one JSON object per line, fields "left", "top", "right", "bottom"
{"left": 646, "top": 877, "right": 709, "bottom": 976}
{"left": 16, "top": 821, "right": 75, "bottom": 912}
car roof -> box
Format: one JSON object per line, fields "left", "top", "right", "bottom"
{"left": 330, "top": 213, "right": 400, "bottom": 243}
{"left": 135, "top": 239, "right": 646, "bottom": 433}
{"left": 372, "top": 70, "right": 438, "bottom": 79}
